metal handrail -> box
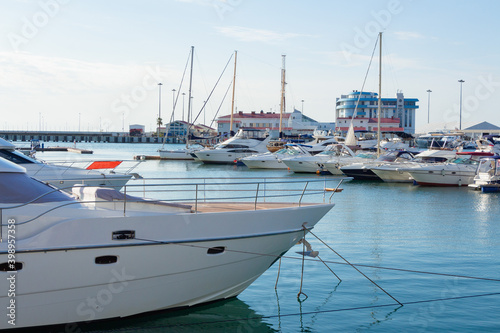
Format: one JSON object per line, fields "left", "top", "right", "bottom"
{"left": 0, "top": 177, "right": 346, "bottom": 241}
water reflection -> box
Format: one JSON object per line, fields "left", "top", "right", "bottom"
{"left": 30, "top": 298, "right": 276, "bottom": 333}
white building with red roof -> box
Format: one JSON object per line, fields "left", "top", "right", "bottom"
{"left": 216, "top": 109, "right": 335, "bottom": 137}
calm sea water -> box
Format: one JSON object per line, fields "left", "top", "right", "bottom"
{"left": 24, "top": 142, "right": 500, "bottom": 332}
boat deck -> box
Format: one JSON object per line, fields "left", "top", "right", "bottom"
{"left": 193, "top": 201, "right": 316, "bottom": 213}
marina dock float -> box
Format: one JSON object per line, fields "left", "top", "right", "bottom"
{"left": 20, "top": 147, "right": 94, "bottom": 154}
{"left": 134, "top": 155, "right": 164, "bottom": 160}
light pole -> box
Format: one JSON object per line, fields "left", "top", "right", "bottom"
{"left": 157, "top": 83, "right": 163, "bottom": 137}
{"left": 426, "top": 89, "right": 432, "bottom": 124}
{"left": 78, "top": 113, "right": 81, "bottom": 132}
{"left": 458, "top": 79, "right": 465, "bottom": 130}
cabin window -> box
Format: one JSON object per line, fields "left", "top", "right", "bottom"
{"left": 0, "top": 262, "right": 23, "bottom": 271}
{"left": 95, "top": 256, "right": 118, "bottom": 264}
{"left": 207, "top": 246, "right": 226, "bottom": 255}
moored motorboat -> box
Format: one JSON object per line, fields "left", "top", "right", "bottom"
{"left": 406, "top": 152, "right": 493, "bottom": 186}
{"left": 195, "top": 129, "right": 271, "bottom": 164}
{"left": 0, "top": 138, "right": 138, "bottom": 190}
{"left": 371, "top": 149, "right": 457, "bottom": 183}
{"left": 241, "top": 144, "right": 311, "bottom": 169}
{"left": 340, "top": 151, "right": 415, "bottom": 180}
{"left": 0, "top": 157, "right": 336, "bottom": 330}
{"left": 468, "top": 155, "right": 500, "bottom": 192}
{"left": 283, "top": 144, "right": 356, "bottom": 174}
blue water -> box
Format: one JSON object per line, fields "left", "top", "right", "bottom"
{"left": 29, "top": 143, "right": 500, "bottom": 332}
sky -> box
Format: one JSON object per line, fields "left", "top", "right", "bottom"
{"left": 1, "top": 0, "right": 499, "bottom": 133}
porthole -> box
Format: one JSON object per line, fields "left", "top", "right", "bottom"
{"left": 95, "top": 255, "right": 118, "bottom": 264}
{"left": 0, "top": 262, "right": 23, "bottom": 271}
{"left": 207, "top": 246, "right": 226, "bottom": 255}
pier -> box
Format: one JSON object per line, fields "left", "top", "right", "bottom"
{"left": 0, "top": 130, "right": 164, "bottom": 144}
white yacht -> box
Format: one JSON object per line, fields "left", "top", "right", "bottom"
{"left": 371, "top": 149, "right": 458, "bottom": 183}
{"left": 241, "top": 138, "right": 340, "bottom": 170}
{"left": 404, "top": 152, "right": 493, "bottom": 186}
{"left": 195, "top": 129, "right": 272, "bottom": 164}
{"left": 0, "top": 157, "right": 336, "bottom": 330}
{"left": 283, "top": 144, "right": 357, "bottom": 174}
{"left": 468, "top": 156, "right": 500, "bottom": 192}
{"left": 0, "top": 138, "right": 136, "bottom": 190}
{"left": 158, "top": 145, "right": 201, "bottom": 160}
{"left": 241, "top": 144, "right": 311, "bottom": 169}
{"left": 340, "top": 151, "right": 415, "bottom": 180}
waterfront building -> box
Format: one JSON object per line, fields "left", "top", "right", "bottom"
{"left": 161, "top": 121, "right": 216, "bottom": 140}
{"left": 335, "top": 90, "right": 419, "bottom": 135}
{"left": 216, "top": 109, "right": 335, "bottom": 138}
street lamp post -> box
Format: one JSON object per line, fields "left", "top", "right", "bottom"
{"left": 301, "top": 99, "right": 304, "bottom": 116}
{"left": 426, "top": 89, "right": 432, "bottom": 124}
{"left": 458, "top": 80, "right": 464, "bottom": 130}
{"left": 157, "top": 83, "right": 163, "bottom": 137}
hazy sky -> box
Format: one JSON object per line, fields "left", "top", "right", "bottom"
{"left": 1, "top": 0, "right": 499, "bottom": 133}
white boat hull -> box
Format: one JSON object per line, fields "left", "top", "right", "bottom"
{"left": 158, "top": 149, "right": 195, "bottom": 160}
{"left": 0, "top": 232, "right": 299, "bottom": 329}
{"left": 0, "top": 201, "right": 333, "bottom": 330}
{"left": 371, "top": 167, "right": 413, "bottom": 183}
{"left": 241, "top": 158, "right": 288, "bottom": 169}
{"left": 407, "top": 166, "right": 476, "bottom": 186}
{"left": 24, "top": 164, "right": 133, "bottom": 190}
{"left": 282, "top": 159, "right": 321, "bottom": 173}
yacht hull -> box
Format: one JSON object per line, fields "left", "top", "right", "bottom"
{"left": 158, "top": 149, "right": 196, "bottom": 160}
{"left": 241, "top": 158, "right": 288, "bottom": 169}
{"left": 0, "top": 203, "right": 334, "bottom": 329}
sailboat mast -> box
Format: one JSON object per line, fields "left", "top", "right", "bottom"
{"left": 229, "top": 50, "right": 237, "bottom": 136}
{"left": 186, "top": 46, "right": 194, "bottom": 148}
{"left": 377, "top": 32, "right": 382, "bottom": 157}
{"left": 279, "top": 54, "right": 286, "bottom": 138}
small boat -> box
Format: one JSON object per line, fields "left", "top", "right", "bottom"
{"left": 194, "top": 129, "right": 272, "bottom": 164}
{"left": 241, "top": 144, "right": 312, "bottom": 169}
{"left": 407, "top": 152, "right": 494, "bottom": 186}
{"left": 283, "top": 144, "right": 357, "bottom": 174}
{"left": 0, "top": 138, "right": 137, "bottom": 190}
{"left": 468, "top": 156, "right": 500, "bottom": 192}
{"left": 371, "top": 149, "right": 457, "bottom": 183}
{"left": 0, "top": 157, "right": 337, "bottom": 329}
{"left": 340, "top": 151, "right": 415, "bottom": 180}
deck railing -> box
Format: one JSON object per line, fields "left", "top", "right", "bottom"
{"left": 0, "top": 177, "right": 345, "bottom": 241}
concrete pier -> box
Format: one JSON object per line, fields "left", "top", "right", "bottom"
{"left": 0, "top": 130, "right": 164, "bottom": 143}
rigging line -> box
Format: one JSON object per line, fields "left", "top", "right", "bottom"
{"left": 350, "top": 33, "right": 380, "bottom": 122}
{"left": 306, "top": 228, "right": 403, "bottom": 306}
{"left": 209, "top": 79, "right": 233, "bottom": 129}
{"left": 161, "top": 48, "right": 192, "bottom": 148}
{"left": 82, "top": 292, "right": 500, "bottom": 332}
{"left": 133, "top": 238, "right": 500, "bottom": 283}
{"left": 190, "top": 52, "right": 234, "bottom": 128}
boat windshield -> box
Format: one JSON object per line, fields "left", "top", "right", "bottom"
{"left": 450, "top": 157, "right": 478, "bottom": 165}
{"left": 355, "top": 153, "right": 377, "bottom": 159}
{"left": 477, "top": 159, "right": 500, "bottom": 176}
{"left": 0, "top": 149, "right": 39, "bottom": 164}
{"left": 0, "top": 173, "right": 74, "bottom": 204}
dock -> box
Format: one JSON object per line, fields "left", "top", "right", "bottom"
{"left": 134, "top": 155, "right": 165, "bottom": 160}
{"left": 20, "top": 147, "right": 93, "bottom": 154}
